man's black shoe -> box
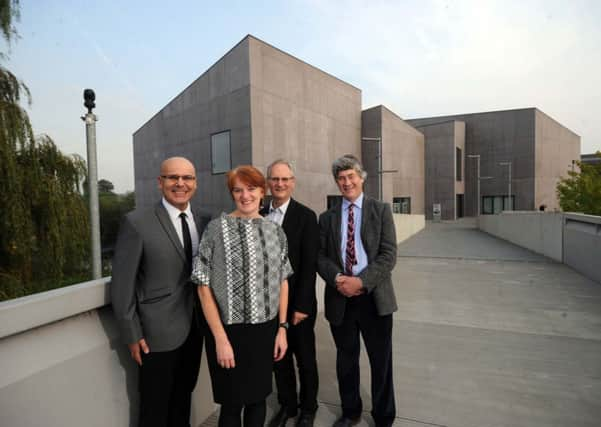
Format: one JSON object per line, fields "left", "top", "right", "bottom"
{"left": 295, "top": 411, "right": 316, "bottom": 427}
{"left": 268, "top": 406, "right": 296, "bottom": 427}
{"left": 332, "top": 416, "right": 361, "bottom": 427}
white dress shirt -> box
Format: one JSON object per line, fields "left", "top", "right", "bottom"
{"left": 267, "top": 198, "right": 291, "bottom": 226}
{"left": 161, "top": 198, "right": 200, "bottom": 256}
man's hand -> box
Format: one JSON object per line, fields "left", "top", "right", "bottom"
{"left": 291, "top": 311, "right": 308, "bottom": 325}
{"left": 335, "top": 275, "right": 364, "bottom": 297}
{"left": 274, "top": 328, "right": 288, "bottom": 361}
{"left": 128, "top": 338, "right": 150, "bottom": 366}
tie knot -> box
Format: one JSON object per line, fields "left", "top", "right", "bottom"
{"left": 180, "top": 212, "right": 187, "bottom": 219}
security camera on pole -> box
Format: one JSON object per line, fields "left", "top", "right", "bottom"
{"left": 82, "top": 89, "right": 102, "bottom": 279}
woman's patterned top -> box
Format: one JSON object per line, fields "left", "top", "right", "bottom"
{"left": 191, "top": 213, "right": 293, "bottom": 325}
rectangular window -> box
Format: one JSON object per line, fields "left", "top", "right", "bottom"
{"left": 211, "top": 131, "right": 231, "bottom": 174}
{"left": 456, "top": 147, "right": 462, "bottom": 181}
{"left": 482, "top": 195, "right": 515, "bottom": 214}
{"left": 392, "top": 197, "right": 411, "bottom": 214}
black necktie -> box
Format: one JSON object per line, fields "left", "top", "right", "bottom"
{"left": 180, "top": 212, "right": 192, "bottom": 273}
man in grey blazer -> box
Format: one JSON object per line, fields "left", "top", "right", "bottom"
{"left": 111, "top": 157, "right": 211, "bottom": 427}
{"left": 317, "top": 155, "right": 397, "bottom": 427}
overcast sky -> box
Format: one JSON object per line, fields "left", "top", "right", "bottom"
{"left": 6, "top": 0, "right": 600, "bottom": 192}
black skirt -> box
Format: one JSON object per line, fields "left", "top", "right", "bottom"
{"left": 205, "top": 318, "right": 278, "bottom": 405}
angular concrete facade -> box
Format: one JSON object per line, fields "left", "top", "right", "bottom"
{"left": 410, "top": 120, "right": 465, "bottom": 220}
{"left": 362, "top": 106, "right": 425, "bottom": 214}
{"left": 408, "top": 108, "right": 580, "bottom": 217}
{"left": 134, "top": 36, "right": 580, "bottom": 220}
{"left": 133, "top": 36, "right": 361, "bottom": 215}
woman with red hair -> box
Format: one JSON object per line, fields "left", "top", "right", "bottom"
{"left": 192, "top": 165, "right": 291, "bottom": 427}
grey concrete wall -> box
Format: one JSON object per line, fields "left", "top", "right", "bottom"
{"left": 361, "top": 106, "right": 425, "bottom": 214}
{"left": 534, "top": 109, "right": 581, "bottom": 211}
{"left": 0, "top": 279, "right": 215, "bottom": 427}
{"left": 410, "top": 120, "right": 459, "bottom": 220}
{"left": 563, "top": 213, "right": 601, "bottom": 284}
{"left": 360, "top": 106, "right": 381, "bottom": 200}
{"left": 478, "top": 211, "right": 563, "bottom": 262}
{"left": 393, "top": 213, "right": 425, "bottom": 243}
{"left": 454, "top": 121, "right": 466, "bottom": 208}
{"left": 381, "top": 106, "right": 425, "bottom": 214}
{"left": 133, "top": 37, "right": 253, "bottom": 214}
{"left": 409, "top": 109, "right": 537, "bottom": 216}
{"left": 248, "top": 36, "right": 362, "bottom": 214}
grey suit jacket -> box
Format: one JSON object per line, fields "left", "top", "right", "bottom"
{"left": 317, "top": 195, "right": 398, "bottom": 326}
{"left": 110, "top": 202, "right": 210, "bottom": 352}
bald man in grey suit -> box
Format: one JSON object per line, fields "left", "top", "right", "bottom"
{"left": 111, "top": 157, "right": 211, "bottom": 427}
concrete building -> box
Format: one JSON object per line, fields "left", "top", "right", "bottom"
{"left": 134, "top": 36, "right": 579, "bottom": 221}
{"left": 133, "top": 35, "right": 425, "bottom": 215}
{"left": 408, "top": 108, "right": 581, "bottom": 219}
{"left": 362, "top": 105, "right": 425, "bottom": 215}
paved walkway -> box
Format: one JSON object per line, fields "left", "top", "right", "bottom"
{"left": 206, "top": 219, "right": 601, "bottom": 427}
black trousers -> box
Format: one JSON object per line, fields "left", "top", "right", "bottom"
{"left": 329, "top": 295, "right": 395, "bottom": 427}
{"left": 273, "top": 312, "right": 319, "bottom": 414}
{"left": 138, "top": 316, "right": 204, "bottom": 427}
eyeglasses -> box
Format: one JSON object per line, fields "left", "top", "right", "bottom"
{"left": 161, "top": 175, "right": 196, "bottom": 182}
{"left": 268, "top": 177, "right": 295, "bottom": 183}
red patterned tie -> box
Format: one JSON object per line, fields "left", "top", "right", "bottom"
{"left": 345, "top": 204, "right": 356, "bottom": 275}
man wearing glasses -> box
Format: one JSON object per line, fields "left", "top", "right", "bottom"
{"left": 262, "top": 160, "right": 320, "bottom": 427}
{"left": 111, "top": 157, "right": 211, "bottom": 427}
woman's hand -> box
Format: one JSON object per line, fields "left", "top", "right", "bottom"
{"left": 216, "top": 337, "right": 235, "bottom": 369}
{"left": 273, "top": 327, "right": 288, "bottom": 361}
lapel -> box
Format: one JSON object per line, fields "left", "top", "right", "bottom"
{"left": 281, "top": 198, "right": 298, "bottom": 237}
{"left": 360, "top": 196, "right": 372, "bottom": 245}
{"left": 155, "top": 202, "right": 186, "bottom": 262}
{"left": 191, "top": 209, "right": 204, "bottom": 240}
{"left": 330, "top": 202, "right": 343, "bottom": 267}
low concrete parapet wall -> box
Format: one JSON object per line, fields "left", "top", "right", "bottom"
{"left": 477, "top": 211, "right": 563, "bottom": 262}
{"left": 563, "top": 213, "right": 601, "bottom": 284}
{"left": 478, "top": 211, "right": 601, "bottom": 284}
{"left": 393, "top": 214, "right": 426, "bottom": 244}
{"left": 0, "top": 279, "right": 214, "bottom": 427}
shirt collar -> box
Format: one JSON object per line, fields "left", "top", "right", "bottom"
{"left": 342, "top": 193, "right": 364, "bottom": 211}
{"left": 162, "top": 197, "right": 193, "bottom": 221}
{"left": 270, "top": 198, "right": 291, "bottom": 216}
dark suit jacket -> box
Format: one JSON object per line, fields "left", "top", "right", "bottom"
{"left": 261, "top": 198, "right": 319, "bottom": 316}
{"left": 317, "top": 195, "right": 398, "bottom": 326}
{"left": 110, "top": 202, "right": 210, "bottom": 352}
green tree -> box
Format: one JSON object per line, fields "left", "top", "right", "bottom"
{"left": 556, "top": 152, "right": 601, "bottom": 216}
{"left": 1, "top": 1, "right": 92, "bottom": 300}
{"left": 98, "top": 179, "right": 135, "bottom": 253}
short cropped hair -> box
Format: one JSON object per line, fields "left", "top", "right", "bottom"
{"left": 266, "top": 159, "right": 295, "bottom": 178}
{"left": 226, "top": 165, "right": 267, "bottom": 194}
{"left": 331, "top": 154, "right": 367, "bottom": 180}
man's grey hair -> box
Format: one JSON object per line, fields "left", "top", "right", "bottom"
{"left": 331, "top": 154, "right": 367, "bottom": 180}
{"left": 266, "top": 159, "right": 295, "bottom": 178}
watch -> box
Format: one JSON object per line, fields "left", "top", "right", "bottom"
{"left": 279, "top": 322, "right": 289, "bottom": 330}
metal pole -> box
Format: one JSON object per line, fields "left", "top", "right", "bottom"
{"left": 500, "top": 161, "right": 512, "bottom": 211}
{"left": 361, "top": 137, "right": 383, "bottom": 201}
{"left": 82, "top": 94, "right": 101, "bottom": 279}
{"left": 378, "top": 137, "right": 382, "bottom": 201}
{"left": 477, "top": 157, "right": 480, "bottom": 216}
{"left": 468, "top": 155, "right": 481, "bottom": 216}
{"left": 508, "top": 163, "right": 512, "bottom": 210}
